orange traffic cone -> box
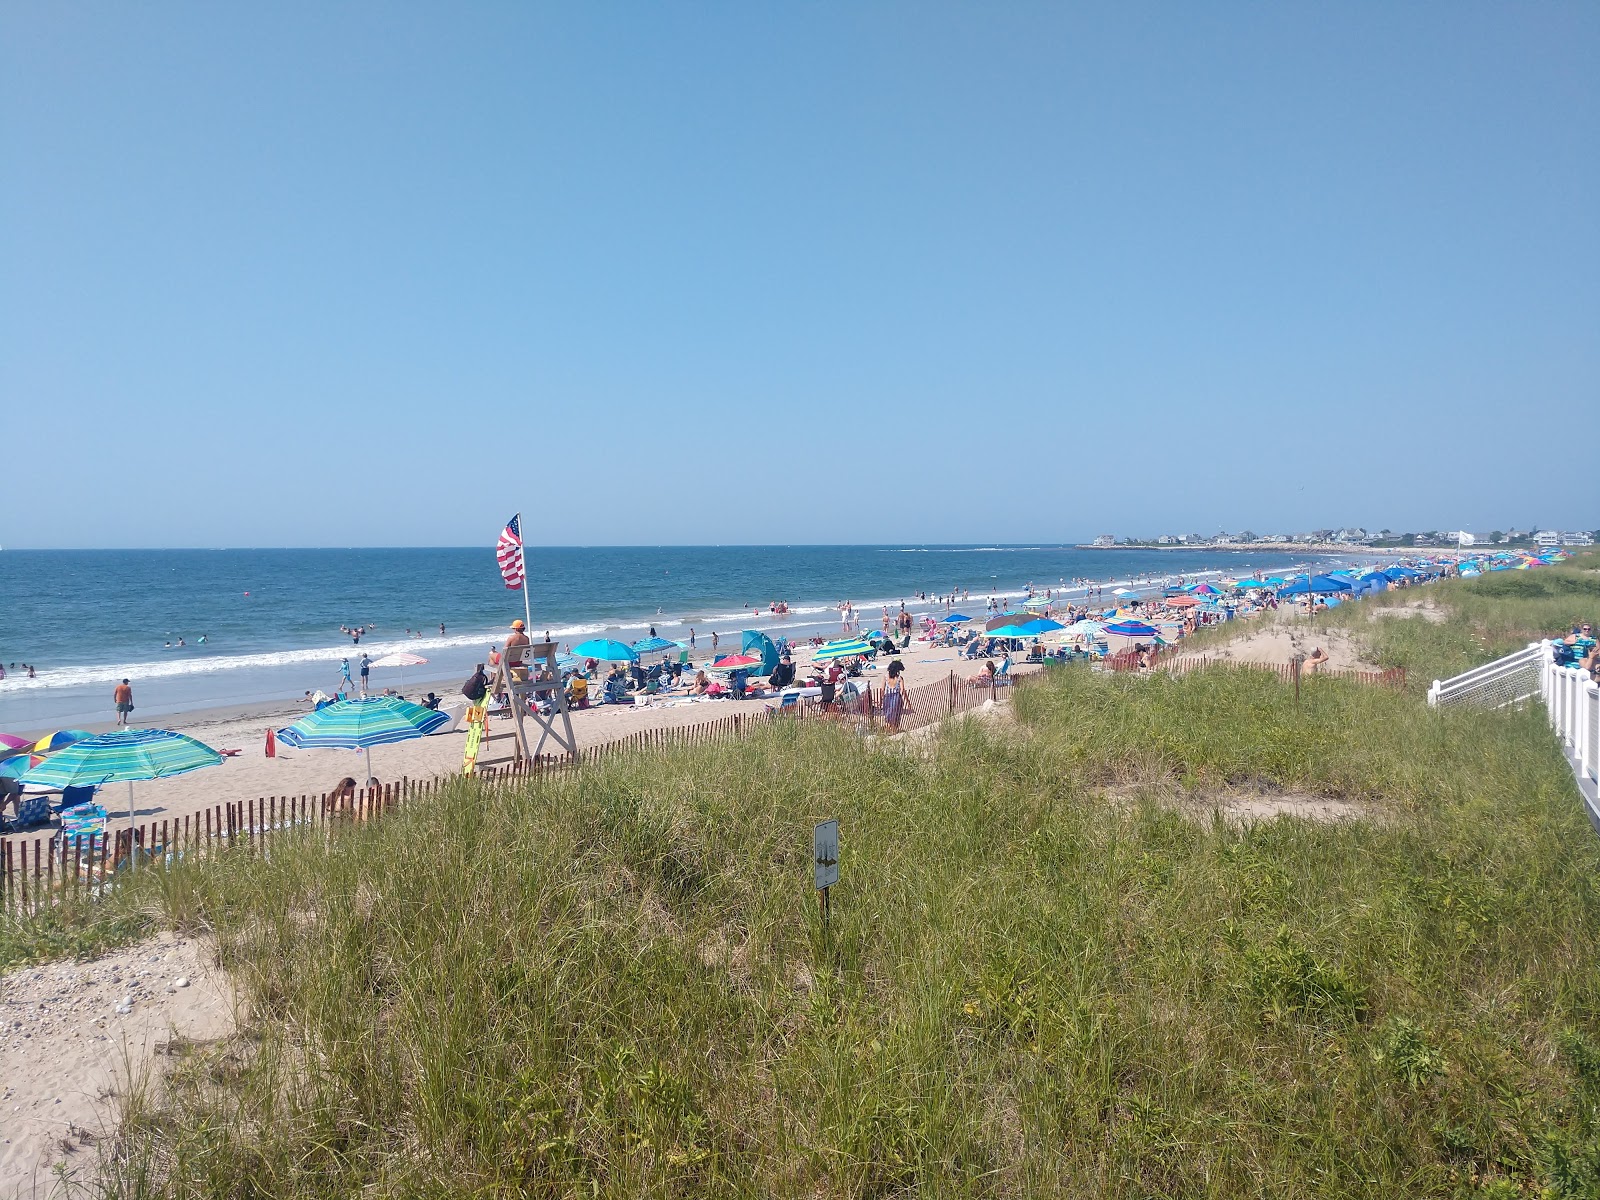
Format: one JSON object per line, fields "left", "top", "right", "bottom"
{"left": 265, "top": 728, "right": 276, "bottom": 758}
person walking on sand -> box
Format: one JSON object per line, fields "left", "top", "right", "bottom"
{"left": 881, "top": 659, "right": 911, "bottom": 731}
{"left": 113, "top": 678, "right": 133, "bottom": 726}
{"left": 711, "top": 631, "right": 720, "bottom": 653}
{"left": 359, "top": 653, "right": 371, "bottom": 695}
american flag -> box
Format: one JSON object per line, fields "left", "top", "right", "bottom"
{"left": 496, "top": 514, "right": 525, "bottom": 590}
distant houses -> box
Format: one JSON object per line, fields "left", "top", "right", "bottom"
{"left": 1084, "top": 526, "right": 1594, "bottom": 549}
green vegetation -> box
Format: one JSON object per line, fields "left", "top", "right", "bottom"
{"left": 7, "top": 552, "right": 1598, "bottom": 1197}
{"left": 37, "top": 671, "right": 1593, "bottom": 1197}
{"left": 1318, "top": 550, "right": 1600, "bottom": 689}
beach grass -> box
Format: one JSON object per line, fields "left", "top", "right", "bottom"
{"left": 41, "top": 655, "right": 1595, "bottom": 1198}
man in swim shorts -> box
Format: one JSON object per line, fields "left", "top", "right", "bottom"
{"left": 113, "top": 679, "right": 133, "bottom": 726}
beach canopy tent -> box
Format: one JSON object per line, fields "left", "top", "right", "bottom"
{"left": 815, "top": 637, "right": 873, "bottom": 661}
{"left": 741, "top": 630, "right": 780, "bottom": 673}
{"left": 276, "top": 696, "right": 449, "bottom": 790}
{"left": 939, "top": 613, "right": 973, "bottom": 624}
{"left": 16, "top": 728, "right": 223, "bottom": 860}
{"left": 572, "top": 638, "right": 639, "bottom": 663}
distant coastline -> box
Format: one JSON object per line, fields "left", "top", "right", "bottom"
{"left": 1075, "top": 542, "right": 1471, "bottom": 556}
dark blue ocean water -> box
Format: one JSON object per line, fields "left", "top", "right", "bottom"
{"left": 0, "top": 545, "right": 1327, "bottom": 728}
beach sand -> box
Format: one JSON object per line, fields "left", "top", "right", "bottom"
{"left": 0, "top": 932, "right": 234, "bottom": 1198}
{"left": 16, "top": 639, "right": 1016, "bottom": 836}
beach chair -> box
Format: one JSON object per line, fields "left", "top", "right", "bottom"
{"left": 5, "top": 794, "right": 51, "bottom": 832}
{"left": 993, "top": 658, "right": 1014, "bottom": 686}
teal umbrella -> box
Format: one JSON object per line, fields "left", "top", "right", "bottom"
{"left": 572, "top": 638, "right": 639, "bottom": 663}
{"left": 815, "top": 637, "right": 872, "bottom": 661}
{"left": 17, "top": 728, "right": 223, "bottom": 865}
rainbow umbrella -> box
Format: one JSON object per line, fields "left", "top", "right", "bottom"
{"left": 0, "top": 733, "right": 33, "bottom": 755}
{"left": 29, "top": 730, "right": 93, "bottom": 755}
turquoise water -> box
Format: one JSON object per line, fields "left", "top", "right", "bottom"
{"left": 0, "top": 545, "right": 1328, "bottom": 728}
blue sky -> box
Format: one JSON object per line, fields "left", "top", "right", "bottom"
{"left": 2, "top": 3, "right": 1595, "bottom": 548}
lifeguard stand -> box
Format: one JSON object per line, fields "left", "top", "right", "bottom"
{"left": 492, "top": 638, "right": 577, "bottom": 763}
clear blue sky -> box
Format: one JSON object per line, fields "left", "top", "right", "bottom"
{"left": 2, "top": 3, "right": 1595, "bottom": 548}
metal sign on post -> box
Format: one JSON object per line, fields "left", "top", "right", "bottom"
{"left": 813, "top": 819, "right": 839, "bottom": 923}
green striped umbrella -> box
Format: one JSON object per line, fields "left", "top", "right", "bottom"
{"left": 276, "top": 696, "right": 450, "bottom": 785}
{"left": 815, "top": 637, "right": 872, "bottom": 661}
{"left": 17, "top": 729, "right": 223, "bottom": 862}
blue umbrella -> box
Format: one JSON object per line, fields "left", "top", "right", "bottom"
{"left": 631, "top": 636, "right": 677, "bottom": 654}
{"left": 1308, "top": 574, "right": 1353, "bottom": 593}
{"left": 939, "top": 613, "right": 973, "bottom": 624}
{"left": 572, "top": 638, "right": 639, "bottom": 662}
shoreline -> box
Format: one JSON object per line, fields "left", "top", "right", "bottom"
{"left": 2, "top": 560, "right": 1342, "bottom": 731}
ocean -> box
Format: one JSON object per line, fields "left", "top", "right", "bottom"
{"left": 0, "top": 545, "right": 1333, "bottom": 729}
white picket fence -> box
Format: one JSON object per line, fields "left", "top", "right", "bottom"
{"left": 1426, "top": 641, "right": 1547, "bottom": 710}
{"left": 1429, "top": 641, "right": 1600, "bottom": 826}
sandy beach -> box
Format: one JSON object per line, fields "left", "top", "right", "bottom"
{"left": 9, "top": 639, "right": 1017, "bottom": 837}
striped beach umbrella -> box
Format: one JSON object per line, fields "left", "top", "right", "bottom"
{"left": 631, "top": 636, "right": 677, "bottom": 655}
{"left": 815, "top": 638, "right": 872, "bottom": 661}
{"left": 276, "top": 696, "right": 450, "bottom": 786}
{"left": 16, "top": 728, "right": 223, "bottom": 856}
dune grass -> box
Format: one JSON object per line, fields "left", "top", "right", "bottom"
{"left": 47, "top": 657, "right": 1592, "bottom": 1199}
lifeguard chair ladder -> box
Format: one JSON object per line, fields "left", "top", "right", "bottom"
{"left": 490, "top": 640, "right": 577, "bottom": 764}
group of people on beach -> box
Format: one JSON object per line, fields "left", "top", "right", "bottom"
{"left": 0, "top": 663, "right": 38, "bottom": 681}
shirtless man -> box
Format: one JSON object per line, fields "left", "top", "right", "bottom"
{"left": 113, "top": 678, "right": 133, "bottom": 726}
{"left": 505, "top": 619, "right": 531, "bottom": 683}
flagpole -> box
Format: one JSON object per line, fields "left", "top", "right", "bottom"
{"left": 518, "top": 512, "right": 533, "bottom": 634}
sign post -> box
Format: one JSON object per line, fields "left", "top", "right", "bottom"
{"left": 813, "top": 819, "right": 839, "bottom": 924}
